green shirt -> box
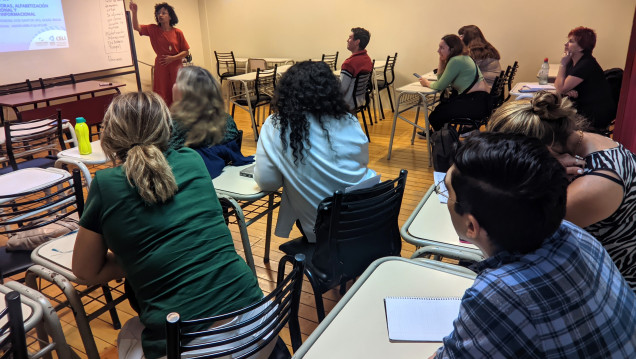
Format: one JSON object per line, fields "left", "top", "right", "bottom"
{"left": 79, "top": 147, "right": 262, "bottom": 358}
{"left": 430, "top": 55, "right": 483, "bottom": 93}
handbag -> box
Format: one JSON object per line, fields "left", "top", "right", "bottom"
{"left": 431, "top": 123, "right": 460, "bottom": 173}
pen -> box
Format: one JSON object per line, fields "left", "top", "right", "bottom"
{"left": 52, "top": 248, "right": 73, "bottom": 253}
{"left": 99, "top": 82, "right": 113, "bottom": 86}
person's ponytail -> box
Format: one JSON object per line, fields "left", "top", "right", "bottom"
{"left": 101, "top": 91, "right": 178, "bottom": 204}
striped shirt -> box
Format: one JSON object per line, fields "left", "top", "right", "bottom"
{"left": 435, "top": 221, "right": 636, "bottom": 359}
{"left": 582, "top": 143, "right": 636, "bottom": 291}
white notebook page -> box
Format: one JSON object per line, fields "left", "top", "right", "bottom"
{"left": 384, "top": 297, "right": 461, "bottom": 342}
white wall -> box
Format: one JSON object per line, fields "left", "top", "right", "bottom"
{"left": 197, "top": 0, "right": 635, "bottom": 88}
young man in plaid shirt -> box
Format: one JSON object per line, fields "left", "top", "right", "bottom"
{"left": 432, "top": 132, "right": 636, "bottom": 358}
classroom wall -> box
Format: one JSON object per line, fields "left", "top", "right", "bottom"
{"left": 197, "top": 0, "right": 635, "bottom": 89}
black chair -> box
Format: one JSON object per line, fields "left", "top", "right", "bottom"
{"left": 352, "top": 71, "right": 373, "bottom": 142}
{"left": 503, "top": 61, "right": 519, "bottom": 102}
{"left": 165, "top": 254, "right": 305, "bottom": 359}
{"left": 0, "top": 291, "right": 28, "bottom": 359}
{"left": 376, "top": 53, "right": 398, "bottom": 118}
{"left": 1, "top": 111, "right": 66, "bottom": 175}
{"left": 279, "top": 170, "right": 408, "bottom": 322}
{"left": 448, "top": 74, "right": 505, "bottom": 135}
{"left": 321, "top": 52, "right": 339, "bottom": 71}
{"left": 599, "top": 68, "right": 624, "bottom": 137}
{"left": 0, "top": 168, "right": 84, "bottom": 280}
{"left": 232, "top": 66, "right": 277, "bottom": 141}
{"left": 214, "top": 51, "right": 244, "bottom": 85}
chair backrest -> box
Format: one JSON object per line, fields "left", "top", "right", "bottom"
{"left": 489, "top": 74, "right": 506, "bottom": 110}
{"left": 0, "top": 169, "right": 84, "bottom": 237}
{"left": 352, "top": 71, "right": 373, "bottom": 111}
{"left": 4, "top": 112, "right": 66, "bottom": 171}
{"left": 254, "top": 66, "right": 277, "bottom": 103}
{"left": 0, "top": 291, "right": 28, "bottom": 359}
{"left": 321, "top": 52, "right": 339, "bottom": 71}
{"left": 247, "top": 58, "right": 268, "bottom": 73}
{"left": 311, "top": 170, "right": 408, "bottom": 289}
{"left": 507, "top": 61, "right": 519, "bottom": 92}
{"left": 214, "top": 51, "right": 238, "bottom": 79}
{"left": 383, "top": 53, "right": 398, "bottom": 85}
{"left": 604, "top": 68, "right": 624, "bottom": 106}
{"left": 165, "top": 254, "right": 306, "bottom": 359}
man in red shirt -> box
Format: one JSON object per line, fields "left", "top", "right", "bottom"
{"left": 340, "top": 27, "right": 373, "bottom": 111}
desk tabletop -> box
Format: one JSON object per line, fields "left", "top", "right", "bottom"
{"left": 212, "top": 163, "right": 268, "bottom": 201}
{"left": 396, "top": 81, "right": 437, "bottom": 94}
{"left": 33, "top": 231, "right": 76, "bottom": 273}
{"left": 295, "top": 257, "right": 474, "bottom": 358}
{"left": 0, "top": 81, "right": 125, "bottom": 107}
{"left": 0, "top": 167, "right": 70, "bottom": 197}
{"left": 57, "top": 140, "right": 107, "bottom": 165}
{"left": 510, "top": 82, "right": 556, "bottom": 100}
{"left": 402, "top": 185, "right": 480, "bottom": 253}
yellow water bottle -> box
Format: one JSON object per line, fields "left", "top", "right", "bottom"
{"left": 74, "top": 117, "right": 92, "bottom": 155}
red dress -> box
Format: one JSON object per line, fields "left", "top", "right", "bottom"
{"left": 139, "top": 24, "right": 189, "bottom": 106}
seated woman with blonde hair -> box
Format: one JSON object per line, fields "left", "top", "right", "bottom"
{"left": 169, "top": 65, "right": 252, "bottom": 178}
{"left": 72, "top": 92, "right": 265, "bottom": 358}
{"left": 487, "top": 91, "right": 636, "bottom": 291}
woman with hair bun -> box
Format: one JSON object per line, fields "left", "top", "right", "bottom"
{"left": 72, "top": 92, "right": 264, "bottom": 358}
{"left": 487, "top": 91, "right": 636, "bottom": 291}
{"left": 555, "top": 26, "right": 616, "bottom": 131}
{"left": 254, "top": 61, "right": 376, "bottom": 243}
{"left": 458, "top": 25, "right": 502, "bottom": 89}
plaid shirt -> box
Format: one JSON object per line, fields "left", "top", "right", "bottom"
{"left": 435, "top": 221, "right": 636, "bottom": 358}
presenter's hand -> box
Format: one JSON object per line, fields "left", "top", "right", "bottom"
{"left": 160, "top": 55, "right": 177, "bottom": 65}
{"left": 129, "top": 1, "right": 138, "bottom": 12}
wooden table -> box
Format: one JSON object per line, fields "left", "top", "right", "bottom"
{"left": 0, "top": 81, "right": 124, "bottom": 122}
{"left": 293, "top": 257, "right": 475, "bottom": 358}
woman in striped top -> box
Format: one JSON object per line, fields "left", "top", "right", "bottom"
{"left": 487, "top": 91, "right": 636, "bottom": 291}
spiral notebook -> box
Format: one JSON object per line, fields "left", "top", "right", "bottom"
{"left": 384, "top": 296, "right": 461, "bottom": 342}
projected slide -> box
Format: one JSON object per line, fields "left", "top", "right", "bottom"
{"left": 0, "top": 0, "right": 69, "bottom": 53}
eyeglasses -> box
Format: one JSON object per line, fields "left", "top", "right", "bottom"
{"left": 433, "top": 175, "right": 458, "bottom": 204}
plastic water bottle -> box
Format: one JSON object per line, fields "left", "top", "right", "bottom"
{"left": 538, "top": 58, "right": 549, "bottom": 85}
{"left": 74, "top": 117, "right": 92, "bottom": 155}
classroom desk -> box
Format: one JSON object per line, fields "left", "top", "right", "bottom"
{"left": 387, "top": 81, "right": 439, "bottom": 165}
{"left": 55, "top": 140, "right": 107, "bottom": 187}
{"left": 235, "top": 57, "right": 294, "bottom": 73}
{"left": 212, "top": 163, "right": 281, "bottom": 266}
{"left": 401, "top": 185, "right": 483, "bottom": 258}
{"left": 0, "top": 167, "right": 70, "bottom": 201}
{"left": 293, "top": 257, "right": 475, "bottom": 358}
{"left": 28, "top": 231, "right": 127, "bottom": 359}
{"left": 0, "top": 81, "right": 124, "bottom": 123}
{"left": 509, "top": 82, "right": 556, "bottom": 100}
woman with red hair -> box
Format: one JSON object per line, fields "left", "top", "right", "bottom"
{"left": 555, "top": 26, "right": 616, "bottom": 131}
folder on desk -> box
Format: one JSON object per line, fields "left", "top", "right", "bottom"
{"left": 384, "top": 296, "right": 461, "bottom": 342}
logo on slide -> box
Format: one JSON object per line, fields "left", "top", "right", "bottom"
{"left": 29, "top": 26, "right": 68, "bottom": 50}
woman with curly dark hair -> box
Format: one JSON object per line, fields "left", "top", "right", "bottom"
{"left": 130, "top": 1, "right": 189, "bottom": 106}
{"left": 254, "top": 61, "right": 376, "bottom": 243}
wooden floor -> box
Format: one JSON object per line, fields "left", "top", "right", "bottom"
{"left": 11, "top": 101, "right": 436, "bottom": 358}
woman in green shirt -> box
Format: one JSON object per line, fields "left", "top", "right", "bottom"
{"left": 72, "top": 92, "right": 264, "bottom": 359}
{"left": 419, "top": 34, "right": 492, "bottom": 131}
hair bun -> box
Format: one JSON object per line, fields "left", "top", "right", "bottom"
{"left": 531, "top": 91, "right": 563, "bottom": 120}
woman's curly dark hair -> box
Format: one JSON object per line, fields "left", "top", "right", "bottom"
{"left": 270, "top": 61, "right": 351, "bottom": 165}
{"left": 154, "top": 3, "right": 178, "bottom": 26}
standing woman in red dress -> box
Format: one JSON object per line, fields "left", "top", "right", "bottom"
{"left": 130, "top": 1, "right": 189, "bottom": 106}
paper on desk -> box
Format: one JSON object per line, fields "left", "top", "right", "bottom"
{"left": 433, "top": 171, "right": 448, "bottom": 204}
{"left": 519, "top": 84, "right": 556, "bottom": 92}
{"left": 345, "top": 175, "right": 381, "bottom": 193}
